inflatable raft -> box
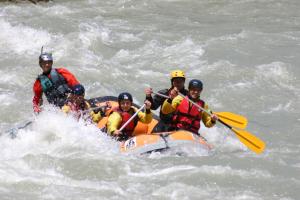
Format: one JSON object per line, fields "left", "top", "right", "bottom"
{"left": 89, "top": 96, "right": 212, "bottom": 154}
{"left": 120, "top": 130, "right": 212, "bottom": 154}
{"left": 89, "top": 96, "right": 159, "bottom": 135}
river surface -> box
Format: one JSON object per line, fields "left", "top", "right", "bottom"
{"left": 0, "top": 0, "right": 299, "bottom": 199}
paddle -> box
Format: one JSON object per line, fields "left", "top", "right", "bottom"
{"left": 7, "top": 104, "right": 47, "bottom": 138}
{"left": 217, "top": 119, "right": 265, "bottom": 154}
{"left": 214, "top": 112, "right": 247, "bottom": 130}
{"left": 119, "top": 104, "right": 146, "bottom": 132}
{"left": 152, "top": 91, "right": 248, "bottom": 129}
{"left": 82, "top": 104, "right": 111, "bottom": 114}
{"left": 176, "top": 92, "right": 265, "bottom": 154}
{"left": 7, "top": 120, "right": 33, "bottom": 138}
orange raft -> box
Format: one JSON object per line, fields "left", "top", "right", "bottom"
{"left": 88, "top": 96, "right": 213, "bottom": 154}
{"left": 120, "top": 130, "right": 212, "bottom": 154}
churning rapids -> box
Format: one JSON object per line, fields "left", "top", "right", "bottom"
{"left": 0, "top": 1, "right": 299, "bottom": 199}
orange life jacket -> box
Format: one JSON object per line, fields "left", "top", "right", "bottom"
{"left": 172, "top": 96, "right": 205, "bottom": 134}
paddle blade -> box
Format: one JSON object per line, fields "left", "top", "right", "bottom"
{"left": 232, "top": 128, "right": 265, "bottom": 154}
{"left": 216, "top": 112, "right": 248, "bottom": 129}
{"left": 6, "top": 121, "right": 32, "bottom": 139}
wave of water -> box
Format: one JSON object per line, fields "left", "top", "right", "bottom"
{"left": 0, "top": 0, "right": 299, "bottom": 199}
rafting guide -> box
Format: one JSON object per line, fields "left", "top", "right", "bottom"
{"left": 32, "top": 47, "right": 80, "bottom": 113}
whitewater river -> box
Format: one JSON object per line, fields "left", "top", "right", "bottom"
{"left": 0, "top": 0, "right": 299, "bottom": 199}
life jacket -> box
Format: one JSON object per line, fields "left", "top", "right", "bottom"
{"left": 66, "top": 100, "right": 89, "bottom": 112}
{"left": 65, "top": 100, "right": 90, "bottom": 120}
{"left": 157, "top": 88, "right": 188, "bottom": 124}
{"left": 113, "top": 107, "right": 138, "bottom": 139}
{"left": 38, "top": 68, "right": 72, "bottom": 107}
{"left": 172, "top": 96, "right": 205, "bottom": 134}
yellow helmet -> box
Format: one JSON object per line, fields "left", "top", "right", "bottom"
{"left": 170, "top": 70, "right": 185, "bottom": 80}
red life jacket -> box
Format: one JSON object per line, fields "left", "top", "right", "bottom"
{"left": 172, "top": 96, "right": 205, "bottom": 134}
{"left": 114, "top": 107, "right": 138, "bottom": 137}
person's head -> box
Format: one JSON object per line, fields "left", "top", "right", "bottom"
{"left": 118, "top": 92, "right": 133, "bottom": 112}
{"left": 39, "top": 52, "right": 53, "bottom": 74}
{"left": 170, "top": 70, "right": 185, "bottom": 90}
{"left": 70, "top": 84, "right": 85, "bottom": 104}
{"left": 188, "top": 79, "right": 203, "bottom": 100}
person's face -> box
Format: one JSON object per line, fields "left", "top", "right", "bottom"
{"left": 40, "top": 60, "right": 53, "bottom": 73}
{"left": 120, "top": 100, "right": 132, "bottom": 112}
{"left": 71, "top": 94, "right": 85, "bottom": 105}
{"left": 189, "top": 87, "right": 202, "bottom": 99}
{"left": 172, "top": 78, "right": 185, "bottom": 90}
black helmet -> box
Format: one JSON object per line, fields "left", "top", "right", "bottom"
{"left": 188, "top": 79, "right": 203, "bottom": 89}
{"left": 118, "top": 92, "right": 133, "bottom": 102}
{"left": 72, "top": 84, "right": 85, "bottom": 95}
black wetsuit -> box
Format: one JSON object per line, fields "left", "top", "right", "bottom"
{"left": 146, "top": 87, "right": 188, "bottom": 132}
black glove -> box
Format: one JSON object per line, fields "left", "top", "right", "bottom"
{"left": 117, "top": 133, "right": 129, "bottom": 141}
{"left": 93, "top": 107, "right": 106, "bottom": 117}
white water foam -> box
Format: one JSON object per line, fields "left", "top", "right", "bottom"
{"left": 201, "top": 125, "right": 247, "bottom": 154}
{"left": 0, "top": 19, "right": 52, "bottom": 56}
{"left": 0, "top": 107, "right": 119, "bottom": 161}
{"left": 197, "top": 165, "right": 272, "bottom": 179}
{"left": 255, "top": 62, "right": 296, "bottom": 90}
{"left": 127, "top": 165, "right": 197, "bottom": 178}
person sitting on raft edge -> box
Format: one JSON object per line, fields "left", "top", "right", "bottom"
{"left": 62, "top": 84, "right": 110, "bottom": 123}
{"left": 161, "top": 79, "right": 218, "bottom": 135}
{"left": 106, "top": 92, "right": 152, "bottom": 141}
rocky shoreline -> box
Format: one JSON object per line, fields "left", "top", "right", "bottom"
{"left": 0, "top": 0, "right": 50, "bottom": 4}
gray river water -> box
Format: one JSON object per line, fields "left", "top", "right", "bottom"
{"left": 0, "top": 0, "right": 299, "bottom": 199}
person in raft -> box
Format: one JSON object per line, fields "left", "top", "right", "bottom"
{"left": 106, "top": 92, "right": 152, "bottom": 141}
{"left": 144, "top": 70, "right": 188, "bottom": 132}
{"left": 62, "top": 84, "right": 110, "bottom": 123}
{"left": 32, "top": 47, "right": 80, "bottom": 114}
{"left": 161, "top": 79, "right": 218, "bottom": 135}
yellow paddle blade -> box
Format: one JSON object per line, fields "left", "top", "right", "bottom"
{"left": 216, "top": 112, "right": 248, "bottom": 129}
{"left": 232, "top": 128, "right": 265, "bottom": 154}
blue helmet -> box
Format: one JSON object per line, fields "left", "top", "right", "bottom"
{"left": 72, "top": 84, "right": 85, "bottom": 95}
{"left": 188, "top": 79, "right": 203, "bottom": 89}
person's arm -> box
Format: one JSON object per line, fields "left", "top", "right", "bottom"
{"left": 145, "top": 88, "right": 154, "bottom": 106}
{"left": 90, "top": 111, "right": 102, "bottom": 123}
{"left": 136, "top": 108, "right": 152, "bottom": 124}
{"left": 85, "top": 101, "right": 103, "bottom": 123}
{"left": 56, "top": 68, "right": 80, "bottom": 87}
{"left": 62, "top": 104, "right": 71, "bottom": 113}
{"left": 149, "top": 89, "right": 169, "bottom": 110}
{"left": 201, "top": 104, "right": 217, "bottom": 128}
{"left": 107, "top": 112, "right": 122, "bottom": 135}
{"left": 161, "top": 95, "right": 183, "bottom": 114}
{"left": 32, "top": 80, "right": 43, "bottom": 113}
